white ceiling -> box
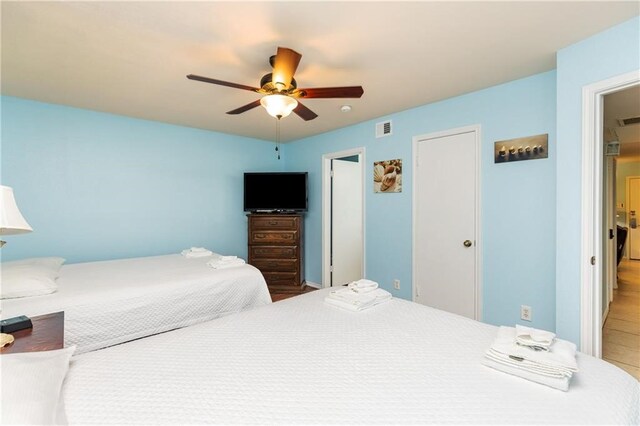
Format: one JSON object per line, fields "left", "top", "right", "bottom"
{"left": 2, "top": 1, "right": 639, "bottom": 142}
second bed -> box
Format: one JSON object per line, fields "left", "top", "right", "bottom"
{"left": 1, "top": 254, "right": 271, "bottom": 354}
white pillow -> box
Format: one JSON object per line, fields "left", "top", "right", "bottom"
{"left": 1, "top": 257, "right": 66, "bottom": 299}
{"left": 0, "top": 346, "right": 76, "bottom": 425}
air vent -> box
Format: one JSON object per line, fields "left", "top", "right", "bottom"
{"left": 617, "top": 116, "right": 640, "bottom": 126}
{"left": 376, "top": 120, "right": 392, "bottom": 138}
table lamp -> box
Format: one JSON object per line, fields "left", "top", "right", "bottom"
{"left": 0, "top": 185, "right": 33, "bottom": 347}
{"left": 0, "top": 185, "right": 33, "bottom": 247}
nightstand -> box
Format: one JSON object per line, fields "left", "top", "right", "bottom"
{"left": 0, "top": 311, "right": 64, "bottom": 354}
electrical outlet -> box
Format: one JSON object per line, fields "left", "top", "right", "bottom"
{"left": 521, "top": 305, "right": 532, "bottom": 321}
{"left": 393, "top": 279, "right": 400, "bottom": 290}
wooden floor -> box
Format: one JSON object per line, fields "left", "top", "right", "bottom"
{"left": 270, "top": 284, "right": 318, "bottom": 302}
{"left": 603, "top": 258, "right": 640, "bottom": 380}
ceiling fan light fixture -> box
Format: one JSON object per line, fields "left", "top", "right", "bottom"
{"left": 260, "top": 94, "right": 298, "bottom": 119}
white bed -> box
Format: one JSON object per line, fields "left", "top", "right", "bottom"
{"left": 62, "top": 289, "right": 639, "bottom": 424}
{"left": 1, "top": 254, "right": 271, "bottom": 354}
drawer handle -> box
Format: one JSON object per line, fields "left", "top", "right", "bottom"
{"left": 269, "top": 221, "right": 278, "bottom": 225}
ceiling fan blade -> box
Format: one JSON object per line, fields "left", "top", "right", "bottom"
{"left": 293, "top": 101, "right": 318, "bottom": 121}
{"left": 187, "top": 74, "right": 260, "bottom": 92}
{"left": 296, "top": 86, "right": 364, "bottom": 98}
{"left": 226, "top": 99, "right": 262, "bottom": 115}
{"left": 272, "top": 47, "right": 302, "bottom": 90}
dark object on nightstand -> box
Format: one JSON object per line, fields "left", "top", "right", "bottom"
{"left": 0, "top": 315, "right": 33, "bottom": 333}
{"left": 0, "top": 312, "right": 64, "bottom": 354}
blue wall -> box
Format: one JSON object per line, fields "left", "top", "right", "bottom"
{"left": 284, "top": 71, "right": 557, "bottom": 331}
{"left": 3, "top": 17, "right": 637, "bottom": 340}
{"left": 1, "top": 96, "right": 282, "bottom": 263}
{"left": 555, "top": 16, "right": 640, "bottom": 344}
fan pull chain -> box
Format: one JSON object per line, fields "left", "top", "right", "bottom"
{"left": 275, "top": 118, "right": 281, "bottom": 160}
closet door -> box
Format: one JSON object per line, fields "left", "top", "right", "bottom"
{"left": 414, "top": 129, "right": 479, "bottom": 320}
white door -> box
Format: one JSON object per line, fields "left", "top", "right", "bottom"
{"left": 603, "top": 157, "right": 616, "bottom": 307}
{"left": 414, "top": 129, "right": 479, "bottom": 319}
{"left": 331, "top": 158, "right": 363, "bottom": 286}
{"left": 629, "top": 177, "right": 640, "bottom": 260}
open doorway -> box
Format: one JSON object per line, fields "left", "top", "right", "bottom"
{"left": 580, "top": 70, "right": 638, "bottom": 361}
{"left": 601, "top": 86, "right": 640, "bottom": 380}
{"left": 322, "top": 148, "right": 365, "bottom": 288}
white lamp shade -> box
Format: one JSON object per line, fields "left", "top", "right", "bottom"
{"left": 260, "top": 94, "right": 298, "bottom": 119}
{"left": 0, "top": 185, "right": 33, "bottom": 235}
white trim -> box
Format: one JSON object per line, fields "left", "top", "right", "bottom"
{"left": 303, "top": 281, "right": 322, "bottom": 289}
{"left": 321, "top": 147, "right": 366, "bottom": 289}
{"left": 602, "top": 304, "right": 609, "bottom": 328}
{"left": 580, "top": 69, "right": 640, "bottom": 357}
{"left": 411, "top": 124, "right": 483, "bottom": 321}
{"left": 605, "top": 157, "right": 615, "bottom": 306}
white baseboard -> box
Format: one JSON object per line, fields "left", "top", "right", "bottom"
{"left": 304, "top": 280, "right": 322, "bottom": 289}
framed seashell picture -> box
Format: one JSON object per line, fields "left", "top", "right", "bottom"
{"left": 373, "top": 159, "right": 402, "bottom": 193}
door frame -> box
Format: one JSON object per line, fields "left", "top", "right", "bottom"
{"left": 627, "top": 175, "right": 640, "bottom": 260}
{"left": 580, "top": 69, "right": 639, "bottom": 357}
{"left": 411, "top": 124, "right": 483, "bottom": 320}
{"left": 322, "top": 147, "right": 366, "bottom": 288}
{"left": 603, "top": 156, "right": 616, "bottom": 325}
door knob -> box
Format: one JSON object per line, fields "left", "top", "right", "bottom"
{"left": 463, "top": 240, "right": 473, "bottom": 247}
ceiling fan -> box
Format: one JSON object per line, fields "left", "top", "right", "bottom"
{"left": 187, "top": 47, "right": 364, "bottom": 121}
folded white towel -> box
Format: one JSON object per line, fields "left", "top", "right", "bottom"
{"left": 490, "top": 326, "right": 577, "bottom": 372}
{"left": 217, "top": 255, "right": 238, "bottom": 261}
{"left": 348, "top": 279, "right": 379, "bottom": 293}
{"left": 325, "top": 287, "right": 391, "bottom": 312}
{"left": 515, "top": 324, "right": 556, "bottom": 349}
{"left": 482, "top": 356, "right": 570, "bottom": 392}
{"left": 485, "top": 350, "right": 573, "bottom": 378}
{"left": 189, "top": 247, "right": 209, "bottom": 253}
{"left": 207, "top": 256, "right": 246, "bottom": 269}
{"left": 181, "top": 249, "right": 214, "bottom": 258}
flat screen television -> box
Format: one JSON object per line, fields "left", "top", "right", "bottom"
{"left": 244, "top": 172, "right": 308, "bottom": 213}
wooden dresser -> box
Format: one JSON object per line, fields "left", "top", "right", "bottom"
{"left": 248, "top": 214, "right": 304, "bottom": 290}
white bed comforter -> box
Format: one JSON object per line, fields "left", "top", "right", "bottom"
{"left": 1, "top": 255, "right": 271, "bottom": 354}
{"left": 63, "top": 289, "right": 639, "bottom": 424}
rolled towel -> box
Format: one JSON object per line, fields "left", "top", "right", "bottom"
{"left": 348, "top": 279, "right": 379, "bottom": 293}
{"left": 515, "top": 324, "right": 556, "bottom": 350}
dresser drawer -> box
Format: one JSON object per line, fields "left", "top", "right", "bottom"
{"left": 247, "top": 214, "right": 303, "bottom": 289}
{"left": 250, "top": 245, "right": 298, "bottom": 259}
{"left": 262, "top": 272, "right": 299, "bottom": 287}
{"left": 250, "top": 230, "right": 297, "bottom": 245}
{"left": 251, "top": 216, "right": 299, "bottom": 230}
{"left": 252, "top": 258, "right": 298, "bottom": 272}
